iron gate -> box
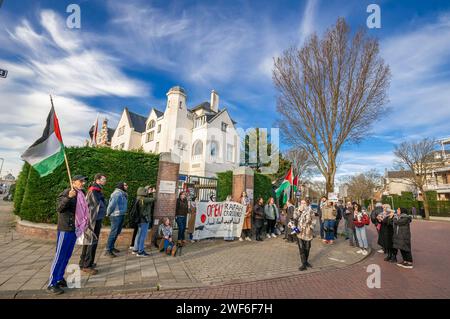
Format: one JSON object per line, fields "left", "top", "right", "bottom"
{"left": 178, "top": 175, "right": 218, "bottom": 202}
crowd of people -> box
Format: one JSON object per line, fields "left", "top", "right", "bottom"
{"left": 47, "top": 175, "right": 414, "bottom": 295}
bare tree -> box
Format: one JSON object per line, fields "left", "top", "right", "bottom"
{"left": 345, "top": 169, "right": 382, "bottom": 204}
{"left": 284, "top": 147, "right": 316, "bottom": 182}
{"left": 394, "top": 138, "right": 441, "bottom": 220}
{"left": 273, "top": 18, "right": 391, "bottom": 192}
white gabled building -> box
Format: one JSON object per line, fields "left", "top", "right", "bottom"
{"left": 111, "top": 86, "right": 241, "bottom": 177}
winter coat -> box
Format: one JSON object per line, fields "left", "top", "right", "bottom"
{"left": 353, "top": 211, "right": 370, "bottom": 228}
{"left": 106, "top": 188, "right": 128, "bottom": 217}
{"left": 378, "top": 214, "right": 394, "bottom": 249}
{"left": 56, "top": 188, "right": 81, "bottom": 232}
{"left": 294, "top": 206, "right": 314, "bottom": 241}
{"left": 336, "top": 205, "right": 345, "bottom": 220}
{"left": 390, "top": 213, "right": 412, "bottom": 252}
{"left": 242, "top": 204, "right": 252, "bottom": 230}
{"left": 344, "top": 207, "right": 355, "bottom": 230}
{"left": 176, "top": 198, "right": 189, "bottom": 217}
{"left": 286, "top": 204, "right": 295, "bottom": 220}
{"left": 136, "top": 187, "right": 156, "bottom": 224}
{"left": 264, "top": 204, "right": 279, "bottom": 220}
{"left": 253, "top": 204, "right": 265, "bottom": 220}
{"left": 322, "top": 206, "right": 337, "bottom": 220}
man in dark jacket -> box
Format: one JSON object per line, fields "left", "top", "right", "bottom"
{"left": 79, "top": 173, "right": 107, "bottom": 274}
{"left": 253, "top": 197, "right": 265, "bottom": 241}
{"left": 175, "top": 191, "right": 189, "bottom": 245}
{"left": 47, "top": 175, "right": 87, "bottom": 295}
{"left": 334, "top": 200, "right": 345, "bottom": 239}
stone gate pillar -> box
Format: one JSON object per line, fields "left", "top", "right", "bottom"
{"left": 152, "top": 152, "right": 180, "bottom": 233}
{"left": 232, "top": 166, "right": 254, "bottom": 203}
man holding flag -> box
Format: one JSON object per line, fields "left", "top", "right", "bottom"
{"left": 275, "top": 166, "right": 293, "bottom": 206}
{"left": 21, "top": 99, "right": 90, "bottom": 294}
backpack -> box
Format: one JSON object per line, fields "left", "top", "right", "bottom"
{"left": 128, "top": 199, "right": 140, "bottom": 228}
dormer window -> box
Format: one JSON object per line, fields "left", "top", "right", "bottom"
{"left": 221, "top": 122, "right": 228, "bottom": 132}
{"left": 147, "top": 120, "right": 155, "bottom": 130}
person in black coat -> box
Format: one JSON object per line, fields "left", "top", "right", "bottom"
{"left": 253, "top": 197, "right": 265, "bottom": 241}
{"left": 378, "top": 208, "right": 396, "bottom": 262}
{"left": 388, "top": 207, "right": 413, "bottom": 269}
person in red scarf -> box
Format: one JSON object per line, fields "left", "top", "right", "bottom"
{"left": 79, "top": 173, "right": 107, "bottom": 274}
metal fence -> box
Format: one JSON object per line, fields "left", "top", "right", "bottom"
{"left": 178, "top": 175, "right": 218, "bottom": 202}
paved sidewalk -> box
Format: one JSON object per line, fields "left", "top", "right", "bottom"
{"left": 0, "top": 200, "right": 366, "bottom": 298}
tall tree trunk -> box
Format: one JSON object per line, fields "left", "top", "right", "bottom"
{"left": 422, "top": 189, "right": 430, "bottom": 220}
{"left": 326, "top": 173, "right": 334, "bottom": 194}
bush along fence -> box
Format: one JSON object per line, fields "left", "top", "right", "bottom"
{"left": 14, "top": 147, "right": 159, "bottom": 226}
{"left": 381, "top": 191, "right": 450, "bottom": 218}
{"left": 216, "top": 170, "right": 273, "bottom": 203}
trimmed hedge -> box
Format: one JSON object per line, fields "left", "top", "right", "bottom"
{"left": 382, "top": 194, "right": 450, "bottom": 217}
{"left": 217, "top": 171, "right": 232, "bottom": 201}
{"left": 254, "top": 173, "right": 273, "bottom": 204}
{"left": 14, "top": 147, "right": 159, "bottom": 225}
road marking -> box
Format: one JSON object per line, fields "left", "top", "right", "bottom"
{"left": 328, "top": 257, "right": 346, "bottom": 263}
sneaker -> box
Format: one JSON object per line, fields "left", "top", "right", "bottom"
{"left": 131, "top": 250, "right": 138, "bottom": 255}
{"left": 322, "top": 239, "right": 328, "bottom": 244}
{"left": 245, "top": 237, "right": 252, "bottom": 242}
{"left": 361, "top": 249, "right": 368, "bottom": 256}
{"left": 239, "top": 237, "right": 244, "bottom": 242}
{"left": 397, "top": 261, "right": 413, "bottom": 269}
{"left": 377, "top": 249, "right": 384, "bottom": 253}
{"left": 137, "top": 251, "right": 150, "bottom": 257}
{"left": 271, "top": 233, "right": 277, "bottom": 238}
{"left": 47, "top": 285, "right": 64, "bottom": 295}
{"left": 129, "top": 246, "right": 134, "bottom": 250}
{"left": 56, "top": 279, "right": 67, "bottom": 288}
{"left": 91, "top": 263, "right": 97, "bottom": 268}
{"left": 266, "top": 234, "right": 271, "bottom": 239}
{"left": 299, "top": 264, "right": 307, "bottom": 271}
{"left": 329, "top": 240, "right": 334, "bottom": 244}
{"left": 81, "top": 267, "right": 98, "bottom": 275}
{"left": 112, "top": 248, "right": 120, "bottom": 253}
{"left": 104, "top": 251, "right": 117, "bottom": 258}
{"left": 305, "top": 262, "right": 312, "bottom": 268}
{"left": 356, "top": 249, "right": 363, "bottom": 254}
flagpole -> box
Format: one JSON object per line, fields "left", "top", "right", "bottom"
{"left": 49, "top": 95, "right": 73, "bottom": 190}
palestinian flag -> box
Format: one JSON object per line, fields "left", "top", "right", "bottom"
{"left": 293, "top": 175, "right": 299, "bottom": 192}
{"left": 275, "top": 167, "right": 293, "bottom": 205}
{"left": 21, "top": 106, "right": 65, "bottom": 177}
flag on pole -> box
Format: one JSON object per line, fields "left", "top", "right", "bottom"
{"left": 275, "top": 166, "right": 293, "bottom": 205}
{"left": 293, "top": 175, "right": 299, "bottom": 193}
{"left": 21, "top": 106, "right": 65, "bottom": 177}
{"left": 89, "top": 114, "right": 99, "bottom": 146}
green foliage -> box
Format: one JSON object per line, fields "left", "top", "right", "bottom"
{"left": 382, "top": 194, "right": 450, "bottom": 217}
{"left": 217, "top": 171, "right": 233, "bottom": 201}
{"left": 14, "top": 147, "right": 159, "bottom": 225}
{"left": 14, "top": 163, "right": 30, "bottom": 214}
{"left": 254, "top": 173, "right": 273, "bottom": 204}
{"left": 425, "top": 191, "right": 438, "bottom": 201}
{"left": 401, "top": 192, "right": 414, "bottom": 201}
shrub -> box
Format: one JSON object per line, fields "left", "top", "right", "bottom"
{"left": 216, "top": 171, "right": 232, "bottom": 201}
{"left": 14, "top": 147, "right": 159, "bottom": 226}
{"left": 254, "top": 173, "right": 273, "bottom": 204}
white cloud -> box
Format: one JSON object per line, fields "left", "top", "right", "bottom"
{"left": 0, "top": 9, "right": 144, "bottom": 176}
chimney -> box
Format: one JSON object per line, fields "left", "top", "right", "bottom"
{"left": 210, "top": 90, "right": 219, "bottom": 113}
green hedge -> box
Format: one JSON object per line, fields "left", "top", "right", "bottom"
{"left": 14, "top": 163, "right": 30, "bottom": 214}
{"left": 14, "top": 147, "right": 159, "bottom": 225}
{"left": 216, "top": 171, "right": 233, "bottom": 201}
{"left": 254, "top": 173, "right": 273, "bottom": 204}
{"left": 382, "top": 194, "right": 450, "bottom": 217}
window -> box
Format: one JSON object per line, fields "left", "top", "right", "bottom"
{"left": 118, "top": 126, "right": 125, "bottom": 137}
{"left": 120, "top": 143, "right": 125, "bottom": 150}
{"left": 227, "top": 144, "right": 234, "bottom": 162}
{"left": 155, "top": 142, "right": 159, "bottom": 153}
{"left": 210, "top": 141, "right": 218, "bottom": 158}
{"left": 147, "top": 120, "right": 155, "bottom": 130}
{"left": 179, "top": 101, "right": 183, "bottom": 109}
{"left": 221, "top": 122, "right": 228, "bottom": 132}
{"left": 192, "top": 140, "right": 203, "bottom": 159}
{"left": 194, "top": 116, "right": 206, "bottom": 128}
{"left": 157, "top": 124, "right": 161, "bottom": 133}
{"left": 146, "top": 131, "right": 154, "bottom": 143}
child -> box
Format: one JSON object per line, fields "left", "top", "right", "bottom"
{"left": 157, "top": 217, "right": 177, "bottom": 257}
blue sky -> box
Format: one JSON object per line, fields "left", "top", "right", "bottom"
{"left": 1, "top": 0, "right": 450, "bottom": 179}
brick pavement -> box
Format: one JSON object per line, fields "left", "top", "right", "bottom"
{"left": 0, "top": 200, "right": 366, "bottom": 298}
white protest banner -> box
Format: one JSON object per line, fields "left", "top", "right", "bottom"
{"left": 193, "top": 201, "right": 246, "bottom": 240}
{"left": 328, "top": 192, "right": 339, "bottom": 202}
